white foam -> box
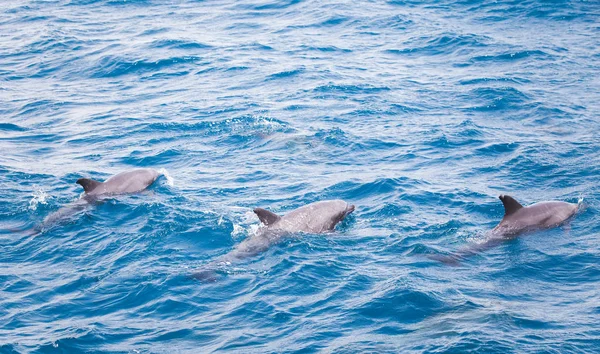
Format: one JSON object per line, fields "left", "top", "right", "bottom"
{"left": 158, "top": 168, "right": 175, "bottom": 187}
{"left": 28, "top": 186, "right": 49, "bottom": 211}
{"left": 231, "top": 223, "right": 246, "bottom": 237}
{"left": 249, "top": 223, "right": 261, "bottom": 236}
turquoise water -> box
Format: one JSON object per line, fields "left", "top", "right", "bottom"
{"left": 1, "top": 0, "right": 600, "bottom": 352}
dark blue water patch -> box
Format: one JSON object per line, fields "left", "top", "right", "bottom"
{"left": 311, "top": 127, "right": 352, "bottom": 148}
{"left": 139, "top": 70, "right": 191, "bottom": 81}
{"left": 325, "top": 177, "right": 423, "bottom": 202}
{"left": 137, "top": 27, "right": 170, "bottom": 37}
{"left": 453, "top": 119, "right": 486, "bottom": 138}
{"left": 15, "top": 99, "right": 70, "bottom": 119}
{"left": 232, "top": 170, "right": 279, "bottom": 185}
{"left": 419, "top": 131, "right": 485, "bottom": 152}
{"left": 2, "top": 4, "right": 32, "bottom": 14}
{"left": 496, "top": 250, "right": 600, "bottom": 285}
{"left": 312, "top": 83, "right": 391, "bottom": 95}
{"left": 475, "top": 142, "right": 520, "bottom": 156}
{"left": 150, "top": 39, "right": 212, "bottom": 50}
{"left": 274, "top": 259, "right": 350, "bottom": 298}
{"left": 465, "top": 50, "right": 553, "bottom": 66}
{"left": 384, "top": 33, "right": 490, "bottom": 57}
{"left": 463, "top": 86, "right": 532, "bottom": 111}
{"left": 361, "top": 202, "right": 413, "bottom": 220}
{"left": 423, "top": 337, "right": 515, "bottom": 353}
{"left": 65, "top": 0, "right": 105, "bottom": 5}
{"left": 354, "top": 137, "right": 405, "bottom": 152}
{"left": 247, "top": 0, "right": 304, "bottom": 11}
{"left": 441, "top": 0, "right": 597, "bottom": 23}
{"left": 373, "top": 324, "right": 413, "bottom": 335}
{"left": 224, "top": 66, "right": 249, "bottom": 72}
{"left": 299, "top": 44, "right": 352, "bottom": 53}
{"left": 120, "top": 148, "right": 185, "bottom": 166}
{"left": 355, "top": 287, "right": 446, "bottom": 324}
{"left": 398, "top": 218, "right": 469, "bottom": 245}
{"left": 363, "top": 14, "right": 413, "bottom": 31}
{"left": 389, "top": 103, "right": 424, "bottom": 114}
{"left": 0, "top": 344, "right": 20, "bottom": 354}
{"left": 91, "top": 55, "right": 201, "bottom": 78}
{"left": 19, "top": 35, "right": 86, "bottom": 56}
{"left": 343, "top": 104, "right": 424, "bottom": 120}
{"left": 228, "top": 42, "right": 275, "bottom": 52}
{"left": 15, "top": 14, "right": 55, "bottom": 23}
{"left": 459, "top": 76, "right": 532, "bottom": 86}
{"left": 0, "top": 123, "right": 26, "bottom": 132}
{"left": 315, "top": 15, "right": 350, "bottom": 27}
{"left": 309, "top": 84, "right": 391, "bottom": 101}
{"left": 105, "top": 0, "right": 154, "bottom": 6}
{"left": 223, "top": 21, "right": 266, "bottom": 32}
{"left": 282, "top": 103, "right": 312, "bottom": 111}
{"left": 265, "top": 68, "right": 304, "bottom": 81}
{"left": 527, "top": 105, "right": 577, "bottom": 125}
{"left": 161, "top": 203, "right": 238, "bottom": 249}
{"left": 502, "top": 149, "right": 562, "bottom": 179}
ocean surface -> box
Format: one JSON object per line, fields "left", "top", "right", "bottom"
{"left": 1, "top": 0, "right": 599, "bottom": 352}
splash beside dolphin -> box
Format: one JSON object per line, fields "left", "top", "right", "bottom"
{"left": 431, "top": 195, "right": 580, "bottom": 265}
{"left": 193, "top": 200, "right": 355, "bottom": 281}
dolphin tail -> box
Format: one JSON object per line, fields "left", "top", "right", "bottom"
{"left": 190, "top": 258, "right": 229, "bottom": 282}
{"left": 429, "top": 237, "right": 506, "bottom": 266}
{"left": 190, "top": 269, "right": 220, "bottom": 282}
{"left": 345, "top": 204, "right": 356, "bottom": 216}
{"left": 427, "top": 253, "right": 463, "bottom": 266}
{"left": 5, "top": 225, "right": 40, "bottom": 237}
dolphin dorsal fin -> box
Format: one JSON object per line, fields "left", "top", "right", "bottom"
{"left": 499, "top": 195, "right": 523, "bottom": 217}
{"left": 76, "top": 178, "right": 101, "bottom": 193}
{"left": 253, "top": 208, "right": 281, "bottom": 226}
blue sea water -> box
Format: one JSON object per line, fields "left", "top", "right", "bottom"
{"left": 1, "top": 0, "right": 600, "bottom": 352}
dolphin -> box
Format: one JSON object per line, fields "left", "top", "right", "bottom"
{"left": 192, "top": 199, "right": 355, "bottom": 281}
{"left": 431, "top": 195, "right": 580, "bottom": 265}
{"left": 76, "top": 168, "right": 160, "bottom": 199}
{"left": 491, "top": 195, "right": 579, "bottom": 237}
{"left": 15, "top": 169, "right": 161, "bottom": 235}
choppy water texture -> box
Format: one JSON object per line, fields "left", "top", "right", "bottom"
{"left": 1, "top": 0, "right": 600, "bottom": 352}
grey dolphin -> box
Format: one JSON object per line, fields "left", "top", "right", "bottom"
{"left": 193, "top": 199, "right": 355, "bottom": 281}
{"left": 432, "top": 195, "right": 580, "bottom": 265}
{"left": 491, "top": 195, "right": 579, "bottom": 237}
{"left": 76, "top": 168, "right": 160, "bottom": 199}
{"left": 18, "top": 169, "right": 161, "bottom": 234}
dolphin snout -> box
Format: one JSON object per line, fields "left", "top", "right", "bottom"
{"left": 346, "top": 204, "right": 356, "bottom": 215}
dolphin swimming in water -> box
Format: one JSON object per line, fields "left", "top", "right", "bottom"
{"left": 16, "top": 169, "right": 161, "bottom": 234}
{"left": 76, "top": 168, "right": 160, "bottom": 199}
{"left": 431, "top": 194, "right": 580, "bottom": 265}
{"left": 193, "top": 199, "right": 355, "bottom": 281}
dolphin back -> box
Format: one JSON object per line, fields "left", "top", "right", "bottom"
{"left": 86, "top": 168, "right": 160, "bottom": 196}
{"left": 496, "top": 197, "right": 579, "bottom": 236}
{"left": 277, "top": 199, "right": 355, "bottom": 233}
